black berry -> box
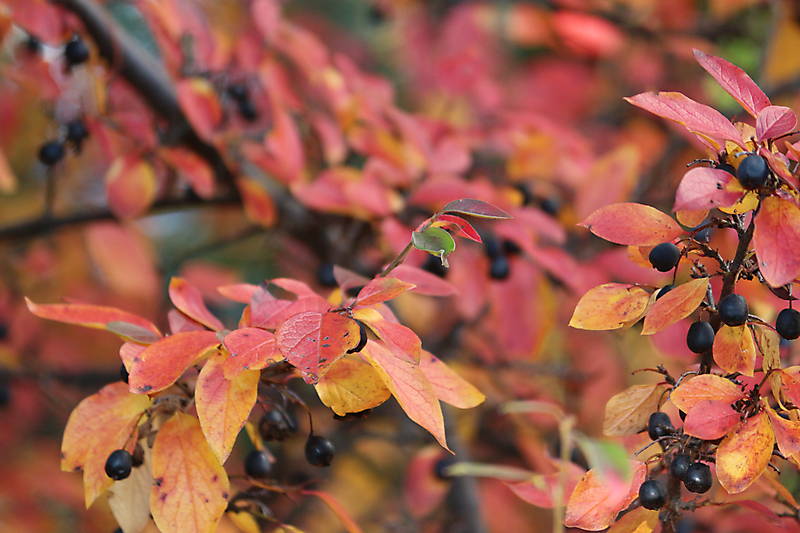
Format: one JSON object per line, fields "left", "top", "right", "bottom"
{"left": 228, "top": 84, "right": 249, "bottom": 102}
{"left": 64, "top": 36, "right": 90, "bottom": 67}
{"left": 120, "top": 363, "right": 129, "bottom": 384}
{"left": 422, "top": 254, "right": 447, "bottom": 277}
{"left": 776, "top": 308, "right": 800, "bottom": 340}
{"left": 316, "top": 263, "right": 337, "bottom": 287}
{"left": 683, "top": 462, "right": 712, "bottom": 493}
{"left": 736, "top": 154, "right": 769, "bottom": 190}
{"left": 670, "top": 453, "right": 691, "bottom": 481}
{"left": 484, "top": 235, "right": 502, "bottom": 259}
{"left": 434, "top": 456, "right": 456, "bottom": 480}
{"left": 237, "top": 99, "right": 259, "bottom": 122}
{"left": 502, "top": 239, "right": 522, "bottom": 256}
{"left": 686, "top": 321, "right": 715, "bottom": 353}
{"left": 489, "top": 255, "right": 510, "bottom": 280}
{"left": 259, "top": 409, "right": 296, "bottom": 441}
{"left": 38, "top": 141, "right": 65, "bottom": 166}
{"left": 66, "top": 119, "right": 89, "bottom": 151}
{"left": 104, "top": 449, "right": 133, "bottom": 480}
{"left": 718, "top": 294, "right": 748, "bottom": 326}
{"left": 647, "top": 412, "right": 674, "bottom": 441}
{"left": 0, "top": 383, "right": 10, "bottom": 409}
{"left": 305, "top": 435, "right": 335, "bottom": 467}
{"left": 244, "top": 449, "right": 272, "bottom": 478}
{"left": 648, "top": 242, "right": 681, "bottom": 272}
{"left": 694, "top": 226, "right": 712, "bottom": 243}
{"left": 655, "top": 285, "right": 673, "bottom": 300}
{"left": 24, "top": 35, "right": 41, "bottom": 54}
{"left": 638, "top": 479, "right": 666, "bottom": 510}
{"left": 539, "top": 196, "right": 560, "bottom": 216}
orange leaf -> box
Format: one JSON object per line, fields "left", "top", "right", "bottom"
{"left": 360, "top": 316, "right": 422, "bottom": 362}
{"left": 169, "top": 277, "right": 224, "bottom": 331}
{"left": 196, "top": 350, "right": 260, "bottom": 463}
{"left": 26, "top": 298, "right": 161, "bottom": 342}
{"left": 314, "top": 355, "right": 391, "bottom": 416}
{"left": 276, "top": 311, "right": 361, "bottom": 383}
{"left": 580, "top": 203, "right": 683, "bottom": 246}
{"left": 716, "top": 412, "right": 774, "bottom": 494}
{"left": 764, "top": 402, "right": 800, "bottom": 461}
{"left": 362, "top": 341, "right": 448, "bottom": 450}
{"left": 564, "top": 460, "right": 647, "bottom": 531}
{"left": 300, "top": 490, "right": 364, "bottom": 533}
{"left": 693, "top": 49, "right": 770, "bottom": 118}
{"left": 151, "top": 413, "right": 230, "bottom": 533}
{"left": 106, "top": 155, "right": 157, "bottom": 219}
{"left": 569, "top": 283, "right": 650, "bottom": 330}
{"left": 355, "top": 277, "right": 415, "bottom": 306}
{"left": 0, "top": 148, "right": 17, "bottom": 193}
{"left": 177, "top": 78, "right": 222, "bottom": 142}
{"left": 390, "top": 265, "right": 457, "bottom": 296}
{"left": 159, "top": 147, "right": 215, "bottom": 198}
{"left": 713, "top": 324, "right": 757, "bottom": 376}
{"left": 61, "top": 382, "right": 150, "bottom": 507}
{"left": 237, "top": 178, "right": 277, "bottom": 227}
{"left": 602, "top": 383, "right": 669, "bottom": 436}
{"left": 222, "top": 327, "right": 281, "bottom": 378}
{"left": 683, "top": 400, "right": 739, "bottom": 440}
{"left": 419, "top": 350, "right": 485, "bottom": 409}
{"left": 641, "top": 278, "right": 709, "bottom": 335}
{"left": 128, "top": 331, "right": 220, "bottom": 393}
{"left": 85, "top": 222, "right": 159, "bottom": 301}
{"left": 669, "top": 374, "right": 743, "bottom": 413}
{"left": 753, "top": 196, "right": 800, "bottom": 287}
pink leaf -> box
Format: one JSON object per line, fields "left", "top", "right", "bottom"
{"left": 674, "top": 167, "right": 742, "bottom": 211}
{"left": 390, "top": 265, "right": 458, "bottom": 297}
{"left": 580, "top": 203, "right": 683, "bottom": 246}
{"left": 756, "top": 106, "right": 798, "bottom": 141}
{"left": 753, "top": 196, "right": 800, "bottom": 287}
{"left": 693, "top": 49, "right": 770, "bottom": 117}
{"left": 684, "top": 400, "right": 740, "bottom": 440}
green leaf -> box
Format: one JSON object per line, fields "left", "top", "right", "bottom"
{"left": 412, "top": 227, "right": 456, "bottom": 266}
{"left": 440, "top": 198, "right": 512, "bottom": 219}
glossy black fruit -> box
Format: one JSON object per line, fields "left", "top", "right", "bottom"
{"left": 539, "top": 196, "right": 560, "bottom": 217}
{"left": 638, "top": 479, "right": 666, "bottom": 510}
{"left": 686, "top": 321, "right": 715, "bottom": 353}
{"left": 64, "top": 36, "right": 90, "bottom": 67}
{"left": 683, "top": 462, "right": 712, "bottom": 493}
{"left": 244, "top": 449, "right": 272, "bottom": 478}
{"left": 119, "top": 363, "right": 129, "bottom": 384}
{"left": 305, "top": 435, "right": 335, "bottom": 467}
{"left": 489, "top": 255, "right": 510, "bottom": 280}
{"left": 655, "top": 285, "right": 673, "bottom": 300}
{"left": 66, "top": 119, "right": 89, "bottom": 151}
{"left": 38, "top": 141, "right": 65, "bottom": 166}
{"left": 484, "top": 235, "right": 502, "bottom": 259}
{"left": 670, "top": 453, "right": 692, "bottom": 481}
{"left": 502, "top": 239, "right": 522, "bottom": 256}
{"left": 694, "top": 226, "right": 713, "bottom": 243}
{"left": 228, "top": 83, "right": 249, "bottom": 102}
{"left": 259, "top": 409, "right": 296, "bottom": 441}
{"left": 237, "top": 99, "right": 259, "bottom": 122}
{"left": 776, "top": 308, "right": 800, "bottom": 340}
{"left": 648, "top": 242, "right": 681, "bottom": 272}
{"left": 316, "top": 263, "right": 337, "bottom": 287}
{"left": 24, "top": 35, "right": 41, "bottom": 54}
{"left": 104, "top": 449, "right": 133, "bottom": 480}
{"left": 718, "top": 294, "right": 748, "bottom": 326}
{"left": 736, "top": 154, "right": 769, "bottom": 190}
{"left": 346, "top": 320, "right": 368, "bottom": 354}
{"left": 647, "top": 412, "right": 674, "bottom": 441}
{"left": 422, "top": 254, "right": 447, "bottom": 277}
{"left": 434, "top": 456, "right": 457, "bottom": 480}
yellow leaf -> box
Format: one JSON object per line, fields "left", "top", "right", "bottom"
{"left": 713, "top": 324, "right": 757, "bottom": 376}
{"left": 419, "top": 350, "right": 485, "bottom": 408}
{"left": 226, "top": 511, "right": 262, "bottom": 533}
{"left": 603, "top": 384, "right": 669, "bottom": 437}
{"left": 315, "top": 355, "right": 391, "bottom": 416}
{"left": 570, "top": 283, "right": 650, "bottom": 331}
{"left": 716, "top": 412, "right": 774, "bottom": 494}
{"left": 150, "top": 413, "right": 230, "bottom": 533}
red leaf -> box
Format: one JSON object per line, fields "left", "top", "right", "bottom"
{"left": 159, "top": 147, "right": 215, "bottom": 199}
{"left": 505, "top": 462, "right": 585, "bottom": 508}
{"left": 128, "top": 331, "right": 220, "bottom": 393}
{"left": 419, "top": 350, "right": 485, "bottom": 408}
{"left": 434, "top": 214, "right": 482, "bottom": 242}
{"left": 176, "top": 78, "right": 222, "bottom": 142}
{"left": 756, "top": 106, "right": 798, "bottom": 141}
{"left": 355, "top": 277, "right": 416, "bottom": 306}
{"left": 625, "top": 91, "right": 741, "bottom": 148}
{"left": 764, "top": 402, "right": 800, "bottom": 461}
{"left": 276, "top": 311, "right": 361, "bottom": 383}
{"left": 580, "top": 203, "right": 683, "bottom": 246}
{"left": 26, "top": 298, "right": 161, "bottom": 341}
{"left": 389, "top": 265, "right": 458, "bottom": 297}
{"left": 693, "top": 49, "right": 770, "bottom": 117}
{"left": 252, "top": 0, "right": 280, "bottom": 41}
{"left": 753, "top": 196, "right": 800, "bottom": 287}
{"left": 564, "top": 460, "right": 647, "bottom": 531}
{"left": 105, "top": 155, "right": 157, "bottom": 219}
{"left": 440, "top": 198, "right": 512, "bottom": 219}
{"left": 222, "top": 327, "right": 281, "bottom": 377}
{"left": 169, "top": 277, "right": 224, "bottom": 331}
{"left": 684, "top": 400, "right": 740, "bottom": 440}
{"left": 674, "top": 167, "right": 742, "bottom": 211}
{"left": 237, "top": 178, "right": 277, "bottom": 227}
{"left": 360, "top": 316, "right": 422, "bottom": 362}
{"left": 669, "top": 374, "right": 744, "bottom": 413}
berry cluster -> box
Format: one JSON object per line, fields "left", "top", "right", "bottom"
{"left": 38, "top": 119, "right": 90, "bottom": 167}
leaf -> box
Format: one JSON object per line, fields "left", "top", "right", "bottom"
{"left": 673, "top": 167, "right": 742, "bottom": 212}
{"left": 362, "top": 341, "right": 448, "bottom": 450}
{"left": 128, "top": 331, "right": 220, "bottom": 394}
{"left": 107, "top": 444, "right": 152, "bottom": 533}
{"left": 693, "top": 49, "right": 770, "bottom": 117}
{"left": 237, "top": 178, "right": 277, "bottom": 227}
{"left": 169, "top": 277, "right": 224, "bottom": 331}
{"left": 177, "top": 78, "right": 222, "bottom": 142}
{"left": 625, "top": 92, "right": 741, "bottom": 148}
{"left": 641, "top": 278, "right": 709, "bottom": 335}
{"left": 390, "top": 265, "right": 458, "bottom": 296}
{"left": 602, "top": 383, "right": 668, "bottom": 436}
{"left": 359, "top": 316, "right": 422, "bottom": 362}
{"left": 579, "top": 203, "right": 683, "bottom": 246}
{"left": 159, "top": 147, "right": 215, "bottom": 199}
{"left": 412, "top": 227, "right": 456, "bottom": 262}
{"left": 753, "top": 196, "right": 800, "bottom": 287}
{"left": 26, "top": 298, "right": 161, "bottom": 340}
{"left": 196, "top": 350, "right": 260, "bottom": 463}
{"left": 419, "top": 350, "right": 485, "bottom": 408}
{"left": 106, "top": 154, "right": 157, "bottom": 219}
{"left": 61, "top": 382, "right": 150, "bottom": 507}
{"left": 299, "top": 490, "right": 364, "bottom": 533}
{"left": 150, "top": 413, "right": 230, "bottom": 533}
{"left": 276, "top": 311, "right": 361, "bottom": 383}
{"left": 222, "top": 327, "right": 281, "bottom": 377}
{"left": 314, "top": 355, "right": 391, "bottom": 416}
{"left": 756, "top": 106, "right": 798, "bottom": 141}
{"left": 669, "top": 374, "right": 743, "bottom": 413}
{"left": 0, "top": 148, "right": 17, "bottom": 194}
{"left": 504, "top": 463, "right": 585, "bottom": 508}
{"left": 354, "top": 277, "right": 416, "bottom": 306}
{"left": 564, "top": 460, "right": 647, "bottom": 531}
{"left": 716, "top": 412, "right": 774, "bottom": 494}
{"left": 440, "top": 198, "right": 512, "bottom": 219}
{"left": 713, "top": 324, "right": 757, "bottom": 376}
{"left": 433, "top": 214, "right": 482, "bottom": 242}
{"left": 569, "top": 283, "right": 650, "bottom": 331}
{"left": 607, "top": 507, "right": 659, "bottom": 533}
{"left": 764, "top": 402, "right": 800, "bottom": 461}
{"left": 683, "top": 400, "right": 740, "bottom": 440}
